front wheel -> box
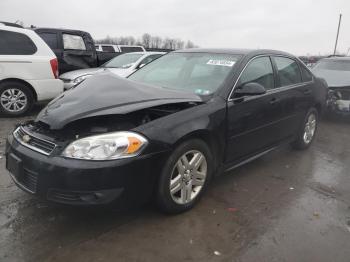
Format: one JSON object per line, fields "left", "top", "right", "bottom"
{"left": 156, "top": 139, "right": 213, "bottom": 214}
{"left": 292, "top": 108, "right": 318, "bottom": 150}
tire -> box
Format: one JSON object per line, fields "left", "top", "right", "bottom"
{"left": 0, "top": 81, "right": 34, "bottom": 116}
{"left": 292, "top": 107, "right": 318, "bottom": 150}
{"left": 156, "top": 139, "right": 213, "bottom": 214}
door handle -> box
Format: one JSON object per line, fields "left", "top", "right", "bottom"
{"left": 303, "top": 89, "right": 311, "bottom": 95}
{"left": 269, "top": 97, "right": 280, "bottom": 105}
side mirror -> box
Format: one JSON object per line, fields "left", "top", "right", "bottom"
{"left": 234, "top": 82, "right": 266, "bottom": 96}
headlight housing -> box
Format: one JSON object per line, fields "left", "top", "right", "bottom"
{"left": 62, "top": 132, "right": 148, "bottom": 160}
{"left": 73, "top": 74, "right": 92, "bottom": 85}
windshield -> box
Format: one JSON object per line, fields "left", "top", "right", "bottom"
{"left": 128, "top": 52, "right": 241, "bottom": 95}
{"left": 313, "top": 60, "right": 350, "bottom": 71}
{"left": 104, "top": 53, "right": 144, "bottom": 69}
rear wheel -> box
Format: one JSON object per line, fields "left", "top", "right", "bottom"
{"left": 292, "top": 108, "right": 318, "bottom": 150}
{"left": 0, "top": 81, "right": 34, "bottom": 116}
{"left": 156, "top": 139, "right": 213, "bottom": 214}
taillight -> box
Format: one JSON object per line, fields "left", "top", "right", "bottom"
{"left": 50, "top": 58, "right": 59, "bottom": 79}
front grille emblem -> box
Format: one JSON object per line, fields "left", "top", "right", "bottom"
{"left": 22, "top": 134, "right": 31, "bottom": 143}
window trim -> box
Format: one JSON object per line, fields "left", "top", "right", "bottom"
{"left": 228, "top": 55, "right": 274, "bottom": 101}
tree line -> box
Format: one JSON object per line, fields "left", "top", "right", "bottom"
{"left": 95, "top": 33, "right": 198, "bottom": 50}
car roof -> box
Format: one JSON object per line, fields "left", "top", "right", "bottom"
{"left": 0, "top": 21, "right": 23, "bottom": 28}
{"left": 320, "top": 56, "right": 350, "bottom": 62}
{"left": 174, "top": 48, "right": 293, "bottom": 57}
{"left": 33, "top": 27, "right": 88, "bottom": 35}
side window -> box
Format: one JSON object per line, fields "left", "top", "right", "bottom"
{"left": 274, "top": 57, "right": 302, "bottom": 86}
{"left": 62, "top": 34, "right": 86, "bottom": 50}
{"left": 0, "top": 30, "right": 37, "bottom": 55}
{"left": 38, "top": 32, "right": 58, "bottom": 49}
{"left": 300, "top": 65, "right": 313, "bottom": 82}
{"left": 102, "top": 45, "right": 115, "bottom": 52}
{"left": 237, "top": 56, "right": 274, "bottom": 90}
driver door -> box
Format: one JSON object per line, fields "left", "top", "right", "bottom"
{"left": 225, "top": 56, "right": 284, "bottom": 164}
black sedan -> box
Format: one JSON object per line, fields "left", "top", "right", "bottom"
{"left": 5, "top": 49, "right": 327, "bottom": 213}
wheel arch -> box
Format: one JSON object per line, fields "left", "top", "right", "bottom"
{"left": 0, "top": 78, "right": 37, "bottom": 101}
{"left": 172, "top": 129, "right": 223, "bottom": 174}
{"left": 314, "top": 102, "right": 322, "bottom": 115}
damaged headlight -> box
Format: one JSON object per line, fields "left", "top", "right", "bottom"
{"left": 62, "top": 132, "right": 148, "bottom": 160}
{"left": 73, "top": 74, "right": 92, "bottom": 85}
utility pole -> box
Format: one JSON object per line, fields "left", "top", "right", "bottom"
{"left": 333, "top": 13, "right": 342, "bottom": 55}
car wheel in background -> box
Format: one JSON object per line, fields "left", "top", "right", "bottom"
{"left": 156, "top": 139, "right": 213, "bottom": 214}
{"left": 0, "top": 81, "right": 34, "bottom": 116}
{"left": 292, "top": 107, "right": 318, "bottom": 150}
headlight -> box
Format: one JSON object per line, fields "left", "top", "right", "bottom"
{"left": 62, "top": 131, "right": 148, "bottom": 160}
{"left": 73, "top": 74, "right": 92, "bottom": 85}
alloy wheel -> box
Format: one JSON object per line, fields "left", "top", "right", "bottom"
{"left": 303, "top": 113, "right": 317, "bottom": 144}
{"left": 169, "top": 150, "right": 207, "bottom": 205}
{"left": 0, "top": 88, "right": 28, "bottom": 113}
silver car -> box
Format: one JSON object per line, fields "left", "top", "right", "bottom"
{"left": 59, "top": 52, "right": 165, "bottom": 90}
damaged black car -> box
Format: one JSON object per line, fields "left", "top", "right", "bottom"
{"left": 5, "top": 49, "right": 327, "bottom": 213}
{"left": 312, "top": 57, "right": 350, "bottom": 116}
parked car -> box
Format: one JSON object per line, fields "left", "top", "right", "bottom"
{"left": 0, "top": 23, "right": 63, "bottom": 116}
{"left": 95, "top": 44, "right": 146, "bottom": 53}
{"left": 5, "top": 49, "right": 327, "bottom": 213}
{"left": 312, "top": 57, "right": 350, "bottom": 115}
{"left": 59, "top": 52, "right": 165, "bottom": 90}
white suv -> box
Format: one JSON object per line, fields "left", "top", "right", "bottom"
{"left": 0, "top": 23, "right": 63, "bottom": 116}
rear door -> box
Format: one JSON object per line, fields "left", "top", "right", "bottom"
{"left": 226, "top": 56, "right": 285, "bottom": 163}
{"left": 270, "top": 56, "right": 313, "bottom": 139}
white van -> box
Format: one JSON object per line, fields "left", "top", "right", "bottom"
{"left": 0, "top": 23, "right": 63, "bottom": 116}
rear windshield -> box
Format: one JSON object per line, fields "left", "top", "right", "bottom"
{"left": 129, "top": 52, "right": 241, "bottom": 95}
{"left": 314, "top": 60, "right": 350, "bottom": 71}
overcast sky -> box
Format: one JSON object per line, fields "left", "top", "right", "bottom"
{"left": 1, "top": 0, "right": 349, "bottom": 55}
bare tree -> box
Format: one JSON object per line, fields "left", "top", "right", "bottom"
{"left": 95, "top": 34, "right": 197, "bottom": 50}
{"left": 150, "top": 36, "right": 162, "bottom": 48}
{"left": 185, "top": 40, "right": 195, "bottom": 49}
{"left": 175, "top": 39, "right": 185, "bottom": 50}
{"left": 142, "top": 33, "right": 152, "bottom": 48}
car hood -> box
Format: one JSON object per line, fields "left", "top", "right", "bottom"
{"left": 36, "top": 73, "right": 202, "bottom": 130}
{"left": 59, "top": 68, "right": 105, "bottom": 80}
{"left": 312, "top": 69, "right": 350, "bottom": 87}
{"left": 107, "top": 68, "right": 134, "bottom": 78}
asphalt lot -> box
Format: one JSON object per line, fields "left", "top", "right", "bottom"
{"left": 0, "top": 107, "right": 350, "bottom": 262}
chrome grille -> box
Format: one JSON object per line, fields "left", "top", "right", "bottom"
{"left": 13, "top": 127, "right": 56, "bottom": 155}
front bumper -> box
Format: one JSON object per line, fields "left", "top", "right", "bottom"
{"left": 5, "top": 133, "right": 167, "bottom": 206}
{"left": 327, "top": 88, "right": 350, "bottom": 116}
